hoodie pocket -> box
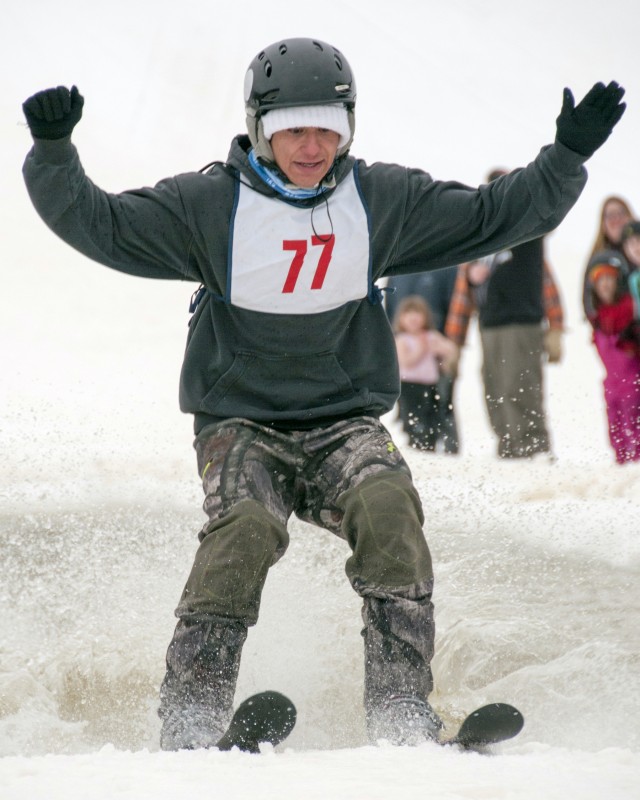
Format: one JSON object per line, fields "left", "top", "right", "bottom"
{"left": 200, "top": 350, "right": 357, "bottom": 417}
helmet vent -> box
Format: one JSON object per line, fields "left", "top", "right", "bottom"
{"left": 245, "top": 38, "right": 356, "bottom": 119}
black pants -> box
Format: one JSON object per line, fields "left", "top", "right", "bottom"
{"left": 435, "top": 373, "right": 459, "bottom": 454}
{"left": 398, "top": 382, "right": 440, "bottom": 451}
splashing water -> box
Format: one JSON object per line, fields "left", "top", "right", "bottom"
{"left": 2, "top": 447, "right": 638, "bottom": 757}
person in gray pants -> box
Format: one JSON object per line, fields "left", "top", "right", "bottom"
{"left": 22, "top": 38, "right": 625, "bottom": 749}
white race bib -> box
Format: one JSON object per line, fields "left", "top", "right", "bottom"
{"left": 229, "top": 171, "right": 371, "bottom": 314}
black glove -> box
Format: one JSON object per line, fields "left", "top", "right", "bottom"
{"left": 555, "top": 81, "right": 626, "bottom": 158}
{"left": 23, "top": 85, "right": 84, "bottom": 140}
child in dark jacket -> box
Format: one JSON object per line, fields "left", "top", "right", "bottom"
{"left": 587, "top": 252, "right": 640, "bottom": 463}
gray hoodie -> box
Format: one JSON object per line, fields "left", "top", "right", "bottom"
{"left": 23, "top": 133, "right": 587, "bottom": 433}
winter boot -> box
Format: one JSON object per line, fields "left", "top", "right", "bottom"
{"left": 361, "top": 586, "right": 443, "bottom": 745}
{"left": 367, "top": 694, "right": 443, "bottom": 746}
{"left": 158, "top": 618, "right": 247, "bottom": 751}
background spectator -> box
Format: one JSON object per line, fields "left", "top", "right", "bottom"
{"left": 586, "top": 251, "right": 640, "bottom": 464}
{"left": 582, "top": 196, "right": 634, "bottom": 318}
{"left": 621, "top": 220, "right": 640, "bottom": 316}
{"left": 393, "top": 295, "right": 459, "bottom": 452}
{"left": 446, "top": 229, "right": 563, "bottom": 460}
{"left": 386, "top": 267, "right": 460, "bottom": 453}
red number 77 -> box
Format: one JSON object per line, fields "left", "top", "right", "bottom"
{"left": 282, "top": 235, "right": 336, "bottom": 293}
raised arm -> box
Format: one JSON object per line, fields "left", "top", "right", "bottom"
{"left": 22, "top": 86, "right": 201, "bottom": 282}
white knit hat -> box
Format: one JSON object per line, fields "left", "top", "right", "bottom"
{"left": 261, "top": 104, "right": 350, "bottom": 147}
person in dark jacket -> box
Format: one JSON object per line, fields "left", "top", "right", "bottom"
{"left": 445, "top": 238, "right": 564, "bottom": 459}
{"left": 21, "top": 38, "right": 625, "bottom": 750}
{"left": 445, "top": 170, "right": 565, "bottom": 459}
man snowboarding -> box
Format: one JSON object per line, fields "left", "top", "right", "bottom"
{"left": 22, "top": 37, "right": 625, "bottom": 750}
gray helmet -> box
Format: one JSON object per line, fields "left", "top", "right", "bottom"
{"left": 244, "top": 38, "right": 356, "bottom": 163}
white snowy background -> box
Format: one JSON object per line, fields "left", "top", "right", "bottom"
{"left": 1, "top": 1, "right": 639, "bottom": 798}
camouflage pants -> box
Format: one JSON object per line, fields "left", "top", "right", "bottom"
{"left": 170, "top": 416, "right": 437, "bottom": 714}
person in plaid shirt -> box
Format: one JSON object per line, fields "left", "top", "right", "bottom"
{"left": 445, "top": 210, "right": 564, "bottom": 459}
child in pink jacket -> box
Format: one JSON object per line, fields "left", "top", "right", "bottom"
{"left": 587, "top": 252, "right": 640, "bottom": 463}
{"left": 394, "top": 295, "right": 459, "bottom": 451}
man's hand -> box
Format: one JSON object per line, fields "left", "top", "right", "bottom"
{"left": 23, "top": 85, "right": 84, "bottom": 140}
{"left": 555, "top": 81, "right": 626, "bottom": 158}
{"left": 544, "top": 328, "right": 563, "bottom": 364}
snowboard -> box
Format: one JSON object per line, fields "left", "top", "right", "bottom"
{"left": 216, "top": 691, "right": 297, "bottom": 753}
{"left": 442, "top": 702, "right": 524, "bottom": 750}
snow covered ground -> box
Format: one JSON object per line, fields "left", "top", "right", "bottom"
{"left": 2, "top": 1, "right": 640, "bottom": 798}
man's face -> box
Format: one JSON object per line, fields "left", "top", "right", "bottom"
{"left": 270, "top": 127, "right": 340, "bottom": 188}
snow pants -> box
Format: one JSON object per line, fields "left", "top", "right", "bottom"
{"left": 436, "top": 373, "right": 460, "bottom": 454}
{"left": 398, "top": 378, "right": 459, "bottom": 454}
{"left": 593, "top": 329, "right": 640, "bottom": 464}
{"left": 603, "top": 371, "right": 640, "bottom": 463}
{"left": 480, "top": 323, "right": 550, "bottom": 458}
{"left": 164, "top": 416, "right": 436, "bottom": 717}
{"left": 398, "top": 381, "right": 440, "bottom": 451}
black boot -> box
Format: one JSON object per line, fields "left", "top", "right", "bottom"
{"left": 159, "top": 618, "right": 247, "bottom": 750}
